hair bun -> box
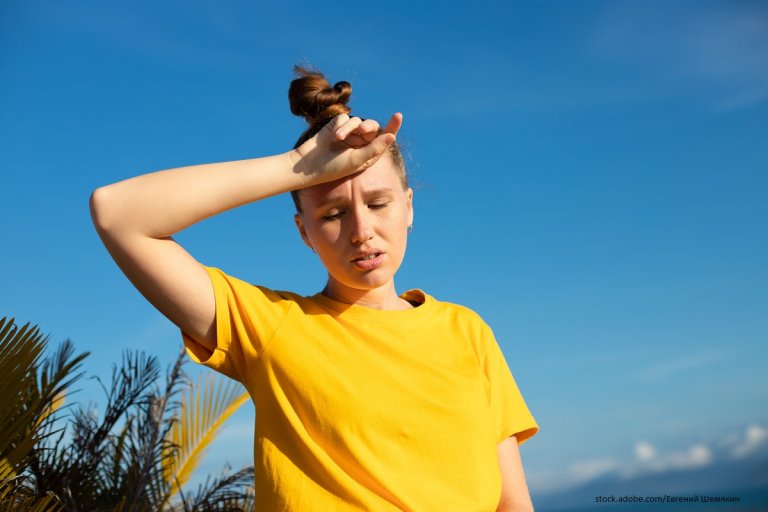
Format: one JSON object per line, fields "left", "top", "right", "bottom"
{"left": 289, "top": 66, "right": 352, "bottom": 126}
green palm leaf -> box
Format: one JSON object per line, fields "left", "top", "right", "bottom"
{"left": 0, "top": 316, "right": 87, "bottom": 511}
{"left": 2, "top": 315, "right": 252, "bottom": 509}
{"left": 0, "top": 317, "right": 48, "bottom": 471}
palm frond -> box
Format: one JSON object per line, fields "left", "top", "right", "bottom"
{"left": 59, "top": 350, "right": 161, "bottom": 508}
{"left": 2, "top": 315, "right": 252, "bottom": 510}
{"left": 0, "top": 317, "right": 85, "bottom": 511}
{"left": 0, "top": 486, "right": 62, "bottom": 512}
{"left": 163, "top": 371, "right": 249, "bottom": 502}
{"left": 118, "top": 353, "right": 187, "bottom": 508}
{"left": 178, "top": 465, "right": 255, "bottom": 512}
{"left": 0, "top": 317, "right": 48, "bottom": 471}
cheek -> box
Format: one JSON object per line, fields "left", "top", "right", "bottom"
{"left": 307, "top": 221, "right": 343, "bottom": 250}
{"left": 393, "top": 204, "right": 412, "bottom": 231}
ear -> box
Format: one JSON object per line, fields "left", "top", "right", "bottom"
{"left": 294, "top": 213, "right": 315, "bottom": 250}
{"left": 406, "top": 187, "right": 414, "bottom": 227}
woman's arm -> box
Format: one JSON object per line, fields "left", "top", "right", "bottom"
{"left": 496, "top": 436, "right": 534, "bottom": 512}
{"left": 90, "top": 114, "right": 401, "bottom": 351}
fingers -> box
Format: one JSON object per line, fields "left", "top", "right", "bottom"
{"left": 347, "top": 113, "right": 400, "bottom": 165}
{"left": 358, "top": 119, "right": 380, "bottom": 142}
{"left": 325, "top": 113, "right": 350, "bottom": 133}
{"left": 349, "top": 131, "right": 397, "bottom": 169}
{"left": 325, "top": 113, "right": 402, "bottom": 169}
{"left": 334, "top": 116, "right": 364, "bottom": 141}
{"left": 333, "top": 113, "right": 402, "bottom": 142}
{"left": 334, "top": 116, "right": 382, "bottom": 143}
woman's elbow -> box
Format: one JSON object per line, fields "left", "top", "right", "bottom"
{"left": 89, "top": 185, "right": 118, "bottom": 233}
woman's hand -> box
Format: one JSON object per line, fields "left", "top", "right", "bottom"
{"left": 290, "top": 113, "right": 403, "bottom": 184}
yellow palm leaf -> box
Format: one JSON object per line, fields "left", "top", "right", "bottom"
{"left": 1, "top": 458, "right": 63, "bottom": 512}
{"left": 162, "top": 372, "right": 250, "bottom": 502}
{"left": 34, "top": 390, "right": 65, "bottom": 429}
{"left": 0, "top": 457, "right": 16, "bottom": 480}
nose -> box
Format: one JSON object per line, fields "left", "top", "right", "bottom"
{"left": 349, "top": 207, "right": 374, "bottom": 244}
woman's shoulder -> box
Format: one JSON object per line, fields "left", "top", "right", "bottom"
{"left": 202, "top": 265, "right": 312, "bottom": 304}
{"left": 409, "top": 289, "right": 490, "bottom": 326}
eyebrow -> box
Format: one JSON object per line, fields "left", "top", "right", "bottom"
{"left": 313, "top": 188, "right": 396, "bottom": 209}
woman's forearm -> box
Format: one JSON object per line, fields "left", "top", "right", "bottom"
{"left": 91, "top": 112, "right": 400, "bottom": 239}
{"left": 90, "top": 150, "right": 305, "bottom": 238}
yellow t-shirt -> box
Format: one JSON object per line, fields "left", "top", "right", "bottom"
{"left": 182, "top": 266, "right": 538, "bottom": 511}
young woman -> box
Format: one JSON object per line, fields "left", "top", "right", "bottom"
{"left": 90, "top": 67, "right": 539, "bottom": 511}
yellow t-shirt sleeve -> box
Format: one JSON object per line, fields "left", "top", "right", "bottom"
{"left": 480, "top": 325, "right": 539, "bottom": 446}
{"left": 181, "top": 266, "right": 292, "bottom": 383}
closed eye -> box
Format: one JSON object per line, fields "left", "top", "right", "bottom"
{"left": 369, "top": 202, "right": 389, "bottom": 210}
{"left": 322, "top": 211, "right": 344, "bottom": 221}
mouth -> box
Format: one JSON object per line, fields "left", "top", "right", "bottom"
{"left": 351, "top": 251, "right": 385, "bottom": 270}
{"left": 352, "top": 253, "right": 381, "bottom": 262}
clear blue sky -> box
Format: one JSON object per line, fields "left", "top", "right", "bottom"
{"left": 2, "top": 0, "right": 767, "bottom": 506}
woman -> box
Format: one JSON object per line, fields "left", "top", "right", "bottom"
{"left": 90, "top": 66, "right": 539, "bottom": 511}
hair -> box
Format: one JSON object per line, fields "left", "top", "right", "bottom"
{"left": 288, "top": 65, "right": 407, "bottom": 212}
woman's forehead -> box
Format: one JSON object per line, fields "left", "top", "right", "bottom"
{"left": 302, "top": 160, "right": 402, "bottom": 205}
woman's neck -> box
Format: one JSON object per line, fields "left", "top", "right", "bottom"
{"left": 321, "top": 279, "right": 413, "bottom": 310}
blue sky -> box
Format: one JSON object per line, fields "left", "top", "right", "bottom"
{"left": 2, "top": 0, "right": 767, "bottom": 506}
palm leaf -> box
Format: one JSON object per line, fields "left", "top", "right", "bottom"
{"left": 37, "top": 339, "right": 88, "bottom": 426}
{"left": 0, "top": 488, "right": 63, "bottom": 512}
{"left": 178, "top": 465, "right": 255, "bottom": 511}
{"left": 58, "top": 351, "right": 160, "bottom": 508}
{"left": 0, "top": 317, "right": 82, "bottom": 511}
{"left": 0, "top": 317, "right": 48, "bottom": 470}
{"left": 163, "top": 371, "right": 249, "bottom": 502}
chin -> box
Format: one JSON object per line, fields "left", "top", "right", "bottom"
{"left": 340, "top": 269, "right": 397, "bottom": 291}
{"left": 353, "top": 275, "right": 394, "bottom": 290}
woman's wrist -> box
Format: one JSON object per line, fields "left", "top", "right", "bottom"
{"left": 282, "top": 147, "right": 334, "bottom": 191}
{"left": 285, "top": 148, "right": 310, "bottom": 182}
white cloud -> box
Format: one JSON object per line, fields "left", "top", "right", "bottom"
{"left": 686, "top": 445, "right": 712, "bottom": 467}
{"left": 527, "top": 458, "right": 619, "bottom": 494}
{"left": 647, "top": 444, "right": 711, "bottom": 471}
{"left": 528, "top": 424, "right": 768, "bottom": 495}
{"left": 623, "top": 440, "right": 712, "bottom": 477}
{"left": 634, "top": 441, "right": 656, "bottom": 461}
{"left": 570, "top": 458, "right": 620, "bottom": 482}
{"left": 730, "top": 424, "right": 768, "bottom": 459}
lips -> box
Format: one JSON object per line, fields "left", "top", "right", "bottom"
{"left": 353, "top": 253, "right": 379, "bottom": 261}
{"left": 351, "top": 249, "right": 382, "bottom": 261}
{"left": 351, "top": 250, "right": 385, "bottom": 270}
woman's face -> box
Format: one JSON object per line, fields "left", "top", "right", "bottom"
{"left": 294, "top": 156, "right": 413, "bottom": 303}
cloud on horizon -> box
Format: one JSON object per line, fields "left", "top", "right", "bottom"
{"left": 528, "top": 422, "right": 768, "bottom": 495}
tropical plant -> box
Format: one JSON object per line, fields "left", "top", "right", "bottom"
{"left": 0, "top": 316, "right": 74, "bottom": 511}
{"left": 0, "top": 316, "right": 253, "bottom": 511}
